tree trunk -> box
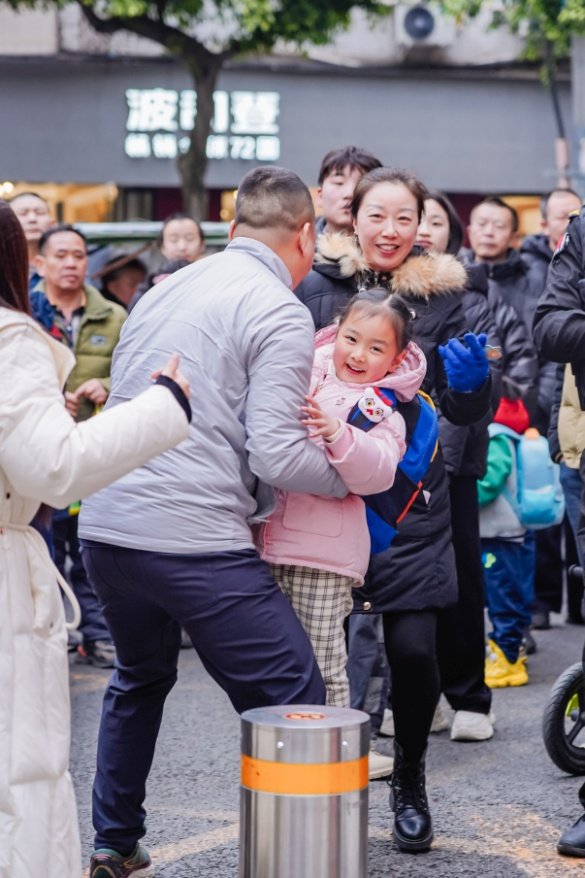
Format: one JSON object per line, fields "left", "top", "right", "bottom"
{"left": 177, "top": 56, "right": 223, "bottom": 219}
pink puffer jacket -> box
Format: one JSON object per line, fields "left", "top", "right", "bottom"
{"left": 256, "top": 325, "right": 427, "bottom": 584}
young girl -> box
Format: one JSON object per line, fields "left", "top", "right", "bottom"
{"left": 256, "top": 289, "right": 427, "bottom": 707}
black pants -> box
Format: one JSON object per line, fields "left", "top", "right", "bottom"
{"left": 436, "top": 476, "right": 492, "bottom": 714}
{"left": 533, "top": 519, "right": 580, "bottom": 616}
{"left": 382, "top": 609, "right": 440, "bottom": 763}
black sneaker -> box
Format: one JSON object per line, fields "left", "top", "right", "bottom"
{"left": 531, "top": 610, "right": 550, "bottom": 630}
{"left": 90, "top": 842, "right": 154, "bottom": 877}
{"left": 76, "top": 639, "right": 116, "bottom": 668}
{"left": 522, "top": 629, "right": 537, "bottom": 655}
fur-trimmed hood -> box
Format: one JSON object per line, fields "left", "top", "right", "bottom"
{"left": 315, "top": 232, "right": 467, "bottom": 301}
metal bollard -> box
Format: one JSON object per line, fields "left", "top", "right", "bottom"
{"left": 240, "top": 704, "right": 370, "bottom": 878}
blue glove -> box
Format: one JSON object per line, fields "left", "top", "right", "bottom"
{"left": 438, "top": 332, "right": 490, "bottom": 393}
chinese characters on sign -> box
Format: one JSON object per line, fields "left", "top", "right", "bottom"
{"left": 124, "top": 88, "right": 281, "bottom": 162}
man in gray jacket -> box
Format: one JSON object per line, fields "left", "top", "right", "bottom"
{"left": 79, "top": 166, "right": 347, "bottom": 876}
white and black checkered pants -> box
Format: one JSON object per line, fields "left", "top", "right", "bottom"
{"left": 270, "top": 564, "right": 355, "bottom": 708}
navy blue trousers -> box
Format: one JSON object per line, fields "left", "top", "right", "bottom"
{"left": 82, "top": 544, "right": 325, "bottom": 855}
{"left": 481, "top": 536, "right": 534, "bottom": 663}
{"left": 53, "top": 514, "right": 111, "bottom": 643}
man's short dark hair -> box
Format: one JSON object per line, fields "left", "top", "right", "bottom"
{"left": 471, "top": 196, "right": 519, "bottom": 234}
{"left": 317, "top": 146, "right": 382, "bottom": 187}
{"left": 235, "top": 166, "right": 314, "bottom": 232}
{"left": 38, "top": 224, "right": 88, "bottom": 255}
{"left": 158, "top": 212, "right": 203, "bottom": 246}
{"left": 539, "top": 187, "right": 582, "bottom": 220}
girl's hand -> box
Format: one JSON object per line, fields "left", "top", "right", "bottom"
{"left": 301, "top": 396, "right": 341, "bottom": 440}
{"left": 151, "top": 353, "right": 191, "bottom": 399}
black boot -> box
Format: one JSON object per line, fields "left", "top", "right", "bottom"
{"left": 558, "top": 815, "right": 585, "bottom": 856}
{"left": 389, "top": 742, "right": 434, "bottom": 852}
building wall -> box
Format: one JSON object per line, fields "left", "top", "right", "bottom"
{"left": 0, "top": 57, "right": 570, "bottom": 195}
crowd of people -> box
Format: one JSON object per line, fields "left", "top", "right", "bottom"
{"left": 2, "top": 148, "right": 585, "bottom": 876}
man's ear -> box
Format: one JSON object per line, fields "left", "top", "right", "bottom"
{"left": 298, "top": 221, "right": 316, "bottom": 260}
{"left": 34, "top": 254, "right": 46, "bottom": 277}
{"left": 228, "top": 220, "right": 236, "bottom": 241}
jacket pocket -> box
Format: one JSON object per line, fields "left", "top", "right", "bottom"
{"left": 282, "top": 493, "right": 344, "bottom": 538}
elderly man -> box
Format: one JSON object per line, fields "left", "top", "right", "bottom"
{"left": 79, "top": 166, "right": 347, "bottom": 878}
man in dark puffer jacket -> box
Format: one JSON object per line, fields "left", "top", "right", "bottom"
{"left": 534, "top": 204, "right": 585, "bottom": 859}
{"left": 463, "top": 196, "right": 561, "bottom": 632}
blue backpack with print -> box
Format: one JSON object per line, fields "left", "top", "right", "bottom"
{"left": 347, "top": 387, "right": 439, "bottom": 553}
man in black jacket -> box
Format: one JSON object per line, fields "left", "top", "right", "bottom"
{"left": 465, "top": 196, "right": 561, "bottom": 631}
{"left": 534, "top": 205, "right": 585, "bottom": 858}
{"left": 521, "top": 188, "right": 582, "bottom": 289}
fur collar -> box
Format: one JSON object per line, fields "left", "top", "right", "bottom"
{"left": 315, "top": 232, "right": 467, "bottom": 300}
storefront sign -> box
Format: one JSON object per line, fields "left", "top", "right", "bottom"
{"left": 124, "top": 88, "right": 281, "bottom": 162}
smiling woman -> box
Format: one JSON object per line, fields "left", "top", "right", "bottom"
{"left": 295, "top": 165, "right": 493, "bottom": 853}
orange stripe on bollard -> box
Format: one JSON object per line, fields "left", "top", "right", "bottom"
{"left": 241, "top": 755, "right": 368, "bottom": 795}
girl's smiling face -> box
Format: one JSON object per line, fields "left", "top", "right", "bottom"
{"left": 333, "top": 310, "right": 406, "bottom": 384}
{"left": 353, "top": 182, "right": 419, "bottom": 272}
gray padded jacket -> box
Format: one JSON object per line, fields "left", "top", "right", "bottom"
{"left": 79, "top": 237, "right": 346, "bottom": 553}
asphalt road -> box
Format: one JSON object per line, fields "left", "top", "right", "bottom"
{"left": 71, "top": 614, "right": 585, "bottom": 877}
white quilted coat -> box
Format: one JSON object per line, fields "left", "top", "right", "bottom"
{"left": 0, "top": 309, "right": 190, "bottom": 878}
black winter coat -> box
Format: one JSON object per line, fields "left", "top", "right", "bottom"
{"left": 534, "top": 207, "right": 585, "bottom": 411}
{"left": 296, "top": 233, "right": 492, "bottom": 612}
{"left": 521, "top": 232, "right": 553, "bottom": 289}
{"left": 439, "top": 263, "right": 501, "bottom": 480}
{"left": 461, "top": 247, "right": 555, "bottom": 433}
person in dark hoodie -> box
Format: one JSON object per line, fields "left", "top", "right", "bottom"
{"left": 463, "top": 196, "right": 560, "bottom": 632}
{"left": 298, "top": 167, "right": 492, "bottom": 853}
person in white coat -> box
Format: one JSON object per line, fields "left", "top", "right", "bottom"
{"left": 0, "top": 200, "right": 192, "bottom": 878}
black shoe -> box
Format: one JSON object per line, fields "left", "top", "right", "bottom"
{"left": 76, "top": 639, "right": 116, "bottom": 668}
{"left": 522, "top": 629, "right": 537, "bottom": 655}
{"left": 531, "top": 610, "right": 550, "bottom": 630}
{"left": 389, "top": 742, "right": 434, "bottom": 852}
{"left": 558, "top": 815, "right": 585, "bottom": 857}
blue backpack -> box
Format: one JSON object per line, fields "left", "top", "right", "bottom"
{"left": 347, "top": 388, "right": 439, "bottom": 553}
{"left": 488, "top": 424, "right": 565, "bottom": 530}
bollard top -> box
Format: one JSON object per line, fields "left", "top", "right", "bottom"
{"left": 241, "top": 704, "right": 370, "bottom": 731}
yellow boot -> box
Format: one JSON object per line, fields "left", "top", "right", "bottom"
{"left": 485, "top": 639, "right": 528, "bottom": 688}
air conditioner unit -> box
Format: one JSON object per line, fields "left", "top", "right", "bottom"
{"left": 394, "top": 4, "right": 456, "bottom": 48}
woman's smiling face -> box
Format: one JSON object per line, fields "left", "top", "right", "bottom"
{"left": 353, "top": 181, "right": 419, "bottom": 272}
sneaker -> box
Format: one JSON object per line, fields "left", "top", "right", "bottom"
{"left": 180, "top": 628, "right": 194, "bottom": 649}
{"left": 67, "top": 629, "right": 82, "bottom": 653}
{"left": 430, "top": 702, "right": 450, "bottom": 733}
{"left": 451, "top": 710, "right": 496, "bottom": 741}
{"left": 76, "top": 639, "right": 116, "bottom": 669}
{"left": 90, "top": 843, "right": 154, "bottom": 877}
{"left": 522, "top": 629, "right": 537, "bottom": 656}
{"left": 531, "top": 610, "right": 550, "bottom": 630}
{"left": 485, "top": 639, "right": 528, "bottom": 688}
{"left": 369, "top": 744, "right": 394, "bottom": 780}
{"left": 379, "top": 709, "right": 395, "bottom": 738}
{"left": 379, "top": 703, "right": 448, "bottom": 738}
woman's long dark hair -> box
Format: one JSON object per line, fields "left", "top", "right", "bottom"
{"left": 0, "top": 200, "right": 31, "bottom": 314}
{"left": 425, "top": 189, "right": 464, "bottom": 256}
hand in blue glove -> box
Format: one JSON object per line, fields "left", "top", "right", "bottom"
{"left": 438, "top": 332, "right": 490, "bottom": 393}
